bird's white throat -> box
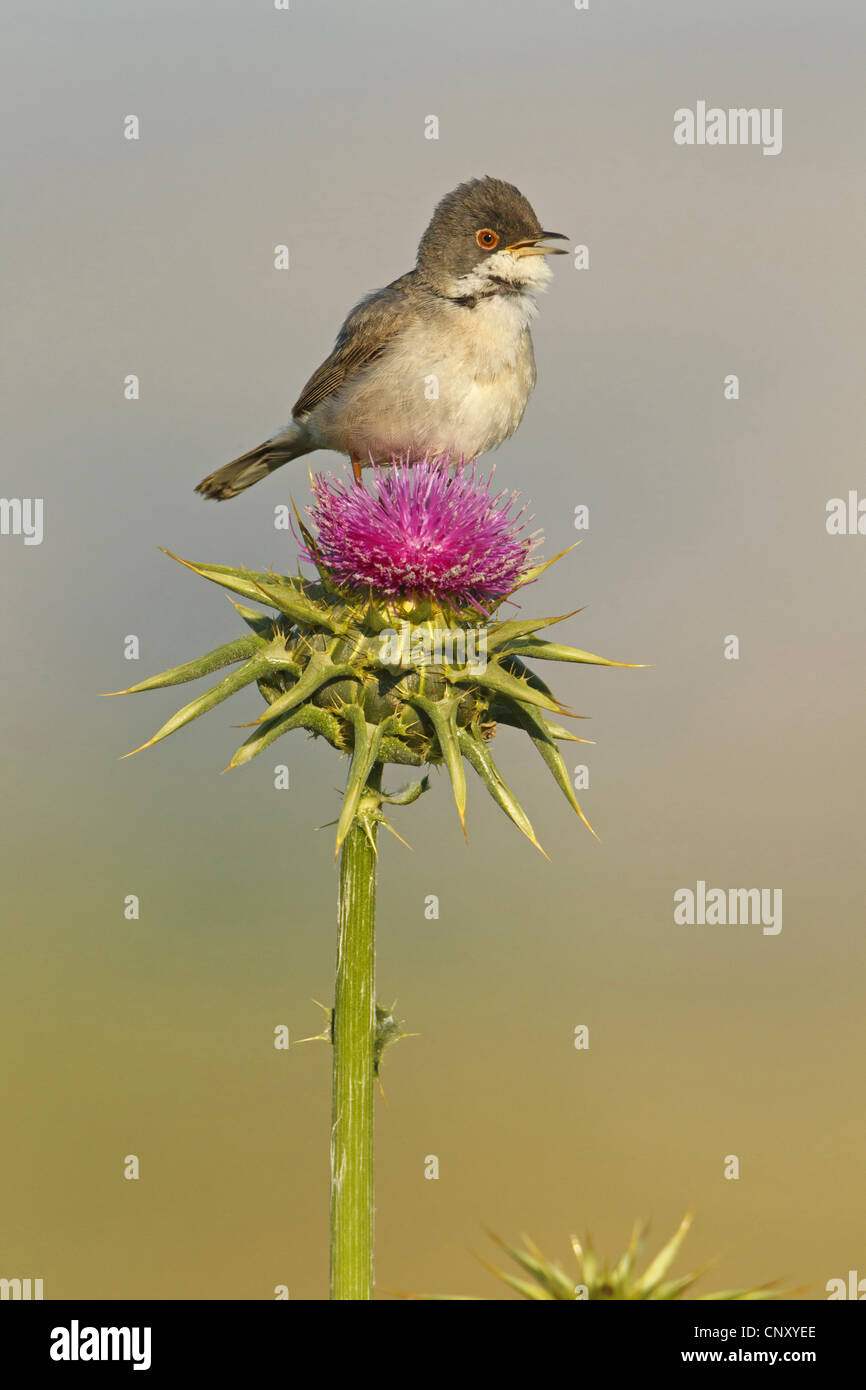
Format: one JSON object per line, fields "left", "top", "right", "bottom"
{"left": 450, "top": 247, "right": 553, "bottom": 310}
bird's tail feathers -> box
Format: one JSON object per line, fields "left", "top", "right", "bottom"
{"left": 195, "top": 422, "right": 312, "bottom": 500}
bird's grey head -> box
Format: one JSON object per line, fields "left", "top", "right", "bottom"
{"left": 415, "top": 176, "right": 567, "bottom": 299}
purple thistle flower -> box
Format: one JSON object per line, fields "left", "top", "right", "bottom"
{"left": 302, "top": 457, "right": 539, "bottom": 605}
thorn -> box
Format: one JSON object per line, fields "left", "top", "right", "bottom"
{"left": 579, "top": 810, "right": 601, "bottom": 843}
{"left": 159, "top": 547, "right": 199, "bottom": 575}
{"left": 380, "top": 820, "right": 414, "bottom": 851}
{"left": 119, "top": 738, "right": 153, "bottom": 759}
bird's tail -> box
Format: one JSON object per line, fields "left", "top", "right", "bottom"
{"left": 195, "top": 422, "right": 312, "bottom": 500}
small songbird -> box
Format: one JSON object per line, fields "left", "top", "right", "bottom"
{"left": 195, "top": 176, "right": 567, "bottom": 499}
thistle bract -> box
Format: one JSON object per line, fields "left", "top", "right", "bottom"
{"left": 111, "top": 465, "right": 635, "bottom": 853}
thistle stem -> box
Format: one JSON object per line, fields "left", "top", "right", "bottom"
{"left": 330, "top": 762, "right": 381, "bottom": 1300}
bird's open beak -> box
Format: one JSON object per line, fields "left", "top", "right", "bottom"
{"left": 505, "top": 231, "right": 569, "bottom": 257}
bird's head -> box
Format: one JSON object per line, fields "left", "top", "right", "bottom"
{"left": 416, "top": 176, "right": 568, "bottom": 299}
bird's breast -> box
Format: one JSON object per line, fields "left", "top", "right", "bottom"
{"left": 395, "top": 292, "right": 537, "bottom": 407}
{"left": 443, "top": 291, "right": 539, "bottom": 378}
{"left": 309, "top": 291, "right": 539, "bottom": 461}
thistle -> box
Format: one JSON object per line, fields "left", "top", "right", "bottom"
{"left": 114, "top": 460, "right": 633, "bottom": 855}
{"left": 485, "top": 1213, "right": 783, "bottom": 1301}
{"left": 107, "top": 457, "right": 636, "bottom": 1299}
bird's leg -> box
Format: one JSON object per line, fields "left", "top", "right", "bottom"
{"left": 351, "top": 454, "right": 363, "bottom": 485}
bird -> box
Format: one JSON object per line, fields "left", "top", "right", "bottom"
{"left": 195, "top": 177, "right": 567, "bottom": 500}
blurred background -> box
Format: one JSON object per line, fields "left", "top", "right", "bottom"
{"left": 2, "top": 0, "right": 864, "bottom": 1299}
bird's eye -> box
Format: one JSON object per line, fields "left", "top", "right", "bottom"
{"left": 476, "top": 228, "right": 499, "bottom": 250}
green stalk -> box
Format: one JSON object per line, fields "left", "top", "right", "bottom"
{"left": 330, "top": 762, "right": 382, "bottom": 1300}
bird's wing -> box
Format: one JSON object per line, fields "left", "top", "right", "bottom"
{"left": 291, "top": 275, "right": 416, "bottom": 420}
